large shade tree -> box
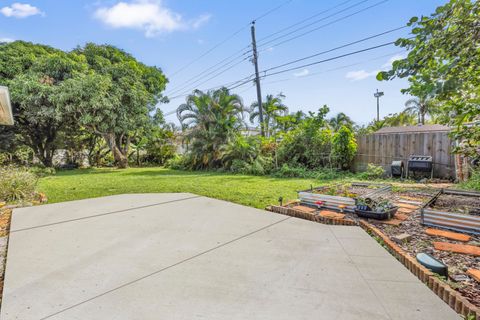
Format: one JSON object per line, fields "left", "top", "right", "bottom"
{"left": 377, "top": 0, "right": 480, "bottom": 157}
{"left": 0, "top": 41, "right": 86, "bottom": 167}
{"left": 61, "top": 44, "right": 167, "bottom": 168}
{"left": 177, "top": 88, "right": 244, "bottom": 169}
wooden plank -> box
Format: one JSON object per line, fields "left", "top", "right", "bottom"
{"left": 467, "top": 269, "right": 480, "bottom": 282}
{"left": 394, "top": 203, "right": 419, "bottom": 210}
{"left": 425, "top": 228, "right": 471, "bottom": 242}
{"left": 434, "top": 242, "right": 480, "bottom": 256}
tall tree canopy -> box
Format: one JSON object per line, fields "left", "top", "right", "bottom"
{"left": 377, "top": 0, "right": 480, "bottom": 157}
{"left": 0, "top": 41, "right": 87, "bottom": 166}
{"left": 60, "top": 43, "right": 168, "bottom": 168}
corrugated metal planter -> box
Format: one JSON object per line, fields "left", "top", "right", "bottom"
{"left": 421, "top": 189, "right": 480, "bottom": 235}
{"left": 298, "top": 183, "right": 391, "bottom": 213}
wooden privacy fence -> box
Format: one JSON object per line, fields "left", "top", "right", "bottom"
{"left": 353, "top": 129, "right": 456, "bottom": 179}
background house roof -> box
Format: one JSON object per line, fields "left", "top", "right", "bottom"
{"left": 374, "top": 124, "right": 450, "bottom": 134}
{"left": 0, "top": 86, "right": 14, "bottom": 126}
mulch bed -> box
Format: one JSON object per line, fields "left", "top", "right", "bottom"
{"left": 431, "top": 194, "right": 480, "bottom": 216}
{"left": 372, "top": 193, "right": 480, "bottom": 308}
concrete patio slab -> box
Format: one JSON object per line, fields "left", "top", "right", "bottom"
{"left": 1, "top": 194, "right": 459, "bottom": 320}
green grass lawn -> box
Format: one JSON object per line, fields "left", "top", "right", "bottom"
{"left": 38, "top": 167, "right": 353, "bottom": 209}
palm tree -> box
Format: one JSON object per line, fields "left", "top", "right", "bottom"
{"left": 328, "top": 112, "right": 354, "bottom": 132}
{"left": 249, "top": 93, "right": 288, "bottom": 137}
{"left": 177, "top": 88, "right": 245, "bottom": 169}
{"left": 404, "top": 97, "right": 434, "bottom": 125}
{"left": 384, "top": 111, "right": 416, "bottom": 127}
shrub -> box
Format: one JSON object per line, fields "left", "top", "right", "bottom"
{"left": 331, "top": 126, "right": 357, "bottom": 170}
{"left": 28, "top": 166, "right": 56, "bottom": 177}
{"left": 460, "top": 170, "right": 480, "bottom": 191}
{"left": 357, "top": 163, "right": 385, "bottom": 180}
{"left": 272, "top": 163, "right": 348, "bottom": 180}
{"left": 0, "top": 166, "right": 38, "bottom": 202}
{"left": 277, "top": 127, "right": 332, "bottom": 169}
{"left": 165, "top": 154, "right": 188, "bottom": 170}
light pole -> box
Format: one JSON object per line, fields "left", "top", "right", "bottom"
{"left": 373, "top": 89, "right": 384, "bottom": 122}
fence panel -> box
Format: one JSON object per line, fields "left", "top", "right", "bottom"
{"left": 353, "top": 131, "right": 455, "bottom": 178}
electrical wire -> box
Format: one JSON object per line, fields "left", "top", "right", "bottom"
{"left": 258, "top": 0, "right": 389, "bottom": 52}
{"left": 257, "top": 0, "right": 370, "bottom": 48}
{"left": 263, "top": 40, "right": 399, "bottom": 78}
{"left": 168, "top": 0, "right": 295, "bottom": 78}
{"left": 262, "top": 26, "right": 406, "bottom": 73}
{"left": 256, "top": 0, "right": 355, "bottom": 43}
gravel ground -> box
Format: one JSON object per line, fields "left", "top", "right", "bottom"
{"left": 372, "top": 191, "right": 480, "bottom": 307}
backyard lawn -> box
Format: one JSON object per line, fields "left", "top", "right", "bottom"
{"left": 38, "top": 167, "right": 338, "bottom": 209}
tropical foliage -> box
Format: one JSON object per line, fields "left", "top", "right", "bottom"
{"left": 250, "top": 93, "right": 288, "bottom": 137}
{"left": 0, "top": 41, "right": 169, "bottom": 168}
{"left": 377, "top": 0, "right": 480, "bottom": 158}
{"left": 177, "top": 88, "right": 245, "bottom": 169}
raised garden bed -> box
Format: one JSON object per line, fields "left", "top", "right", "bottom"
{"left": 298, "top": 182, "right": 391, "bottom": 214}
{"left": 422, "top": 189, "right": 480, "bottom": 235}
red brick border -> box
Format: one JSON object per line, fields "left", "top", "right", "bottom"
{"left": 266, "top": 205, "right": 356, "bottom": 226}
{"left": 359, "top": 220, "right": 480, "bottom": 319}
{"left": 266, "top": 204, "right": 480, "bottom": 319}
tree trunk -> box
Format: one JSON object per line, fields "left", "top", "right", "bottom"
{"left": 102, "top": 133, "right": 129, "bottom": 169}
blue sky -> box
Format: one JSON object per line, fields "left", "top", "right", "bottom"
{"left": 0, "top": 0, "right": 446, "bottom": 125}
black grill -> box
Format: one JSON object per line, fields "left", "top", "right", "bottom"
{"left": 407, "top": 155, "right": 433, "bottom": 178}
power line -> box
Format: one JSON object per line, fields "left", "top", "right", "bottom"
{"left": 263, "top": 40, "right": 398, "bottom": 78}
{"left": 256, "top": 0, "right": 355, "bottom": 43}
{"left": 165, "top": 47, "right": 250, "bottom": 95}
{"left": 168, "top": 0, "right": 295, "bottom": 78}
{"left": 262, "top": 26, "right": 406, "bottom": 73}
{"left": 257, "top": 0, "right": 369, "bottom": 48}
{"left": 252, "top": 0, "right": 294, "bottom": 22}
{"left": 167, "top": 57, "right": 252, "bottom": 98}
{"left": 259, "top": 0, "right": 389, "bottom": 51}
{"left": 261, "top": 50, "right": 406, "bottom": 85}
{"left": 166, "top": 52, "right": 251, "bottom": 96}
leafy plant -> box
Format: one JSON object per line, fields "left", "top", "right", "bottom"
{"left": 358, "top": 163, "right": 385, "bottom": 180}
{"left": 0, "top": 166, "right": 38, "bottom": 202}
{"left": 331, "top": 125, "right": 357, "bottom": 170}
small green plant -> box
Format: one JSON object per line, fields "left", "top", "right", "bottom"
{"left": 358, "top": 163, "right": 385, "bottom": 180}
{"left": 0, "top": 166, "right": 38, "bottom": 202}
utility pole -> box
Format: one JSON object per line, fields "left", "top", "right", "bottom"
{"left": 373, "top": 89, "right": 384, "bottom": 122}
{"left": 251, "top": 21, "right": 265, "bottom": 137}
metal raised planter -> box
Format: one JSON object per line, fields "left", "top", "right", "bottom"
{"left": 421, "top": 189, "right": 480, "bottom": 235}
{"left": 298, "top": 182, "right": 391, "bottom": 213}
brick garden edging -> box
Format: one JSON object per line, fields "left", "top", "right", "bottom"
{"left": 266, "top": 204, "right": 480, "bottom": 319}
{"left": 359, "top": 220, "right": 480, "bottom": 319}
{"left": 266, "top": 205, "right": 356, "bottom": 226}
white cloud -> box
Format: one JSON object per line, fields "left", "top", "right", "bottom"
{"left": 382, "top": 54, "right": 406, "bottom": 68}
{"left": 0, "top": 3, "right": 43, "bottom": 18}
{"left": 192, "top": 14, "right": 211, "bottom": 29}
{"left": 345, "top": 70, "right": 378, "bottom": 81}
{"left": 293, "top": 69, "right": 309, "bottom": 78}
{"left": 94, "top": 0, "right": 210, "bottom": 37}
{"left": 0, "top": 37, "right": 14, "bottom": 43}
